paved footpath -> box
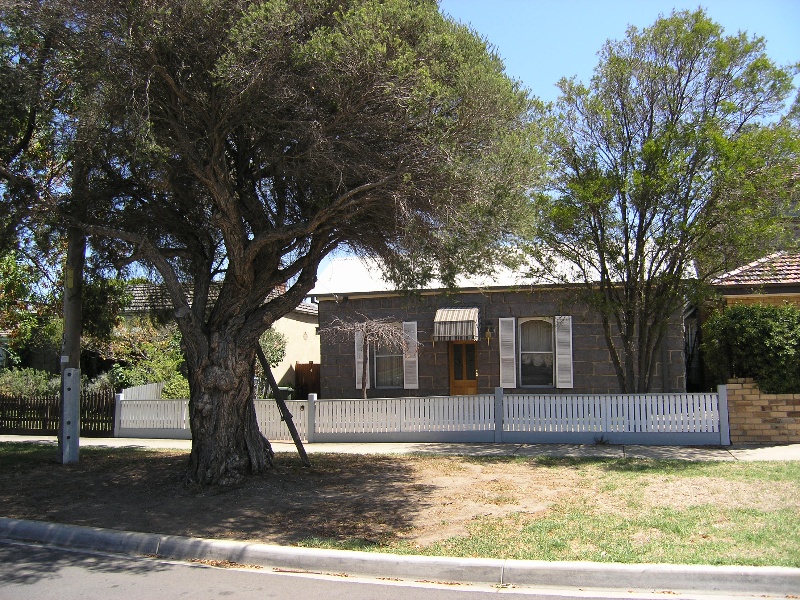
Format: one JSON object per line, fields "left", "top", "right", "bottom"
{"left": 3, "top": 434, "right": 800, "bottom": 461}
{"left": 2, "top": 435, "right": 800, "bottom": 598}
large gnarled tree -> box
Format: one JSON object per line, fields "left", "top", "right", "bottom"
{"left": 30, "top": 0, "right": 543, "bottom": 484}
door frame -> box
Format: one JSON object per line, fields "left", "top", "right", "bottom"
{"left": 449, "top": 341, "right": 478, "bottom": 396}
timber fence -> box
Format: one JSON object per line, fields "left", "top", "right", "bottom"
{"left": 0, "top": 390, "right": 116, "bottom": 437}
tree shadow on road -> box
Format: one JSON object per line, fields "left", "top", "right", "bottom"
{"left": 0, "top": 540, "right": 172, "bottom": 586}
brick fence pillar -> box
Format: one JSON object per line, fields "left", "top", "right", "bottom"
{"left": 727, "top": 378, "right": 800, "bottom": 443}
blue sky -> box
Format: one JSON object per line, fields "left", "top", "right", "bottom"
{"left": 438, "top": 0, "right": 800, "bottom": 104}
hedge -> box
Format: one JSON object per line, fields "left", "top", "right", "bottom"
{"left": 702, "top": 303, "right": 800, "bottom": 394}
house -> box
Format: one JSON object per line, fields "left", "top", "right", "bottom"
{"left": 708, "top": 251, "right": 800, "bottom": 443}
{"left": 126, "top": 283, "right": 319, "bottom": 391}
{"left": 311, "top": 258, "right": 685, "bottom": 398}
{"left": 712, "top": 251, "right": 800, "bottom": 307}
{"left": 684, "top": 251, "right": 800, "bottom": 391}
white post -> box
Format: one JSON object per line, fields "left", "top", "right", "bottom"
{"left": 494, "top": 387, "right": 504, "bottom": 443}
{"left": 114, "top": 392, "right": 124, "bottom": 438}
{"left": 717, "top": 385, "right": 730, "bottom": 446}
{"left": 181, "top": 399, "right": 189, "bottom": 433}
{"left": 307, "top": 393, "right": 317, "bottom": 443}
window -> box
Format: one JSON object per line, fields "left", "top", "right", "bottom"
{"left": 374, "top": 342, "right": 403, "bottom": 388}
{"left": 354, "top": 321, "right": 418, "bottom": 391}
{"left": 498, "top": 316, "right": 573, "bottom": 389}
{"left": 519, "top": 318, "right": 554, "bottom": 386}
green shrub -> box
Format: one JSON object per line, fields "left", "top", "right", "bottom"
{"left": 702, "top": 303, "right": 800, "bottom": 393}
{"left": 84, "top": 372, "right": 115, "bottom": 393}
{"left": 0, "top": 368, "right": 61, "bottom": 396}
{"left": 162, "top": 374, "right": 190, "bottom": 399}
{"left": 105, "top": 322, "right": 188, "bottom": 394}
{"left": 256, "top": 328, "right": 287, "bottom": 370}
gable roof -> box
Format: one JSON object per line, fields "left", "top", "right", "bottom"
{"left": 713, "top": 252, "right": 800, "bottom": 287}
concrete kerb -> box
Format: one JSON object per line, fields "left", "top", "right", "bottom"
{"left": 3, "top": 517, "right": 800, "bottom": 596}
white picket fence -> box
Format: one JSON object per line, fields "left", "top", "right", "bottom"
{"left": 500, "top": 391, "right": 727, "bottom": 444}
{"left": 314, "top": 395, "right": 495, "bottom": 436}
{"left": 114, "top": 395, "right": 309, "bottom": 441}
{"left": 114, "top": 386, "right": 730, "bottom": 445}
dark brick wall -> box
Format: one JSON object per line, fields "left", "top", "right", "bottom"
{"left": 318, "top": 286, "right": 685, "bottom": 398}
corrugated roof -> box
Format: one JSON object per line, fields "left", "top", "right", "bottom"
{"left": 308, "top": 257, "right": 544, "bottom": 297}
{"left": 713, "top": 252, "right": 800, "bottom": 286}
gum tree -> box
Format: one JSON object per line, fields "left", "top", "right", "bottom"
{"left": 529, "top": 9, "right": 798, "bottom": 393}
{"left": 40, "top": 0, "right": 544, "bottom": 484}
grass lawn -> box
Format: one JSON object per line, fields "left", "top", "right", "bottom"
{"left": 1, "top": 443, "right": 799, "bottom": 567}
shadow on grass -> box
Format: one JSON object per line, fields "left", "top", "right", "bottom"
{"left": 0, "top": 443, "right": 434, "bottom": 549}
{"left": 527, "top": 454, "right": 716, "bottom": 474}
{"left": 447, "top": 453, "right": 719, "bottom": 477}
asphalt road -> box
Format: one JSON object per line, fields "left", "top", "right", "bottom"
{"left": 1, "top": 539, "right": 772, "bottom": 600}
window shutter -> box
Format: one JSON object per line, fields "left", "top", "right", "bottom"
{"left": 554, "top": 316, "right": 573, "bottom": 388}
{"left": 402, "top": 321, "right": 419, "bottom": 390}
{"left": 498, "top": 317, "right": 516, "bottom": 389}
{"left": 354, "top": 331, "right": 370, "bottom": 390}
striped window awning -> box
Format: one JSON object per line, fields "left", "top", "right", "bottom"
{"left": 433, "top": 308, "right": 479, "bottom": 341}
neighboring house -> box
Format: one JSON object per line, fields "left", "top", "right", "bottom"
{"left": 712, "top": 251, "right": 800, "bottom": 307}
{"left": 127, "top": 283, "right": 319, "bottom": 389}
{"left": 270, "top": 301, "right": 319, "bottom": 388}
{"left": 311, "top": 258, "right": 685, "bottom": 398}
{"left": 684, "top": 251, "right": 800, "bottom": 391}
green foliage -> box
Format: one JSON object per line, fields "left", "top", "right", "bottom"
{"left": 257, "top": 327, "right": 287, "bottom": 370}
{"left": 530, "top": 8, "right": 797, "bottom": 392}
{"left": 162, "top": 374, "right": 190, "bottom": 400}
{"left": 0, "top": 367, "right": 60, "bottom": 396}
{"left": 0, "top": 251, "right": 42, "bottom": 358}
{"left": 81, "top": 277, "right": 132, "bottom": 341}
{"left": 15, "top": 316, "right": 63, "bottom": 370}
{"left": 703, "top": 303, "right": 800, "bottom": 393}
{"left": 105, "top": 320, "right": 188, "bottom": 397}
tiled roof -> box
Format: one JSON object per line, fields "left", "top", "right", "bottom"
{"left": 124, "top": 282, "right": 316, "bottom": 315}
{"left": 713, "top": 252, "right": 800, "bottom": 286}
{"left": 126, "top": 282, "right": 220, "bottom": 313}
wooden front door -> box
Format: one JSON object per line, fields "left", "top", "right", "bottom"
{"left": 449, "top": 341, "right": 478, "bottom": 395}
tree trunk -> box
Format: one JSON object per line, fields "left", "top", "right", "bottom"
{"left": 186, "top": 338, "right": 273, "bottom": 485}
{"left": 58, "top": 226, "right": 85, "bottom": 464}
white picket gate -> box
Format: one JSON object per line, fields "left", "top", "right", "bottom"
{"left": 115, "top": 397, "right": 189, "bottom": 439}
{"left": 113, "top": 387, "right": 730, "bottom": 446}
{"left": 254, "top": 400, "right": 308, "bottom": 441}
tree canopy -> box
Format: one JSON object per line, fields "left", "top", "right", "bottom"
{"left": 529, "top": 9, "right": 798, "bottom": 393}
{"left": 4, "top": 0, "right": 545, "bottom": 483}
